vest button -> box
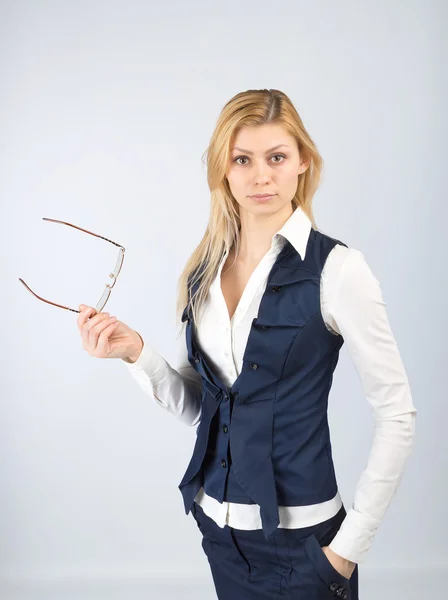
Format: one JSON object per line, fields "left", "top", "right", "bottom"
{"left": 223, "top": 392, "right": 229, "bottom": 400}
{"left": 260, "top": 324, "right": 269, "bottom": 330}
{"left": 194, "top": 356, "right": 200, "bottom": 363}
{"left": 249, "top": 362, "right": 259, "bottom": 370}
{"left": 221, "top": 459, "right": 227, "bottom": 468}
{"left": 222, "top": 424, "right": 228, "bottom": 433}
{"left": 329, "top": 583, "right": 339, "bottom": 592}
{"left": 271, "top": 285, "right": 282, "bottom": 292}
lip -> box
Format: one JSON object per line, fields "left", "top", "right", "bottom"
{"left": 250, "top": 194, "right": 276, "bottom": 199}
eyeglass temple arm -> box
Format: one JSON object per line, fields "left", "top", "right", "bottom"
{"left": 42, "top": 218, "right": 124, "bottom": 249}
{"left": 18, "top": 278, "right": 80, "bottom": 313}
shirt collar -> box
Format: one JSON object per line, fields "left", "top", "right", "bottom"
{"left": 218, "top": 204, "right": 312, "bottom": 269}
{"left": 273, "top": 204, "right": 312, "bottom": 260}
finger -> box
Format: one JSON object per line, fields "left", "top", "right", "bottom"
{"left": 77, "top": 305, "right": 97, "bottom": 330}
{"left": 81, "top": 312, "right": 110, "bottom": 348}
{"left": 88, "top": 316, "right": 118, "bottom": 352}
{"left": 94, "top": 319, "right": 120, "bottom": 353}
{"left": 78, "top": 308, "right": 97, "bottom": 340}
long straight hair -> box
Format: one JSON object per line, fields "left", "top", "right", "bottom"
{"left": 176, "top": 88, "right": 324, "bottom": 335}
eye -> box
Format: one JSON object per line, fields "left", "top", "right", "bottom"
{"left": 233, "top": 156, "right": 249, "bottom": 165}
{"left": 233, "top": 154, "right": 286, "bottom": 165}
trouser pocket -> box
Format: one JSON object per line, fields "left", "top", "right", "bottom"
{"left": 191, "top": 501, "right": 234, "bottom": 564}
{"left": 303, "top": 532, "right": 351, "bottom": 598}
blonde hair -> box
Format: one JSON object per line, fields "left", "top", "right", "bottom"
{"left": 176, "top": 88, "right": 323, "bottom": 334}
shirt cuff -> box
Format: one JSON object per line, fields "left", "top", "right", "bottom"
{"left": 121, "top": 339, "right": 170, "bottom": 385}
{"left": 328, "top": 507, "right": 380, "bottom": 564}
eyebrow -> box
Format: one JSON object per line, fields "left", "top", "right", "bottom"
{"left": 232, "top": 144, "right": 290, "bottom": 155}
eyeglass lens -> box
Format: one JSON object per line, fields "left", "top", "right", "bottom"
{"left": 95, "top": 249, "right": 124, "bottom": 312}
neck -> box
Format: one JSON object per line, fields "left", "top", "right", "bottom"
{"left": 235, "top": 203, "right": 293, "bottom": 264}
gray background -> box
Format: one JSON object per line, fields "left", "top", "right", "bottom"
{"left": 1, "top": 1, "right": 446, "bottom": 598}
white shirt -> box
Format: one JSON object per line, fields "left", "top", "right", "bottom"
{"left": 122, "top": 206, "right": 417, "bottom": 564}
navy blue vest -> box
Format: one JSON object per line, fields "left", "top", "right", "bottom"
{"left": 178, "top": 228, "right": 348, "bottom": 540}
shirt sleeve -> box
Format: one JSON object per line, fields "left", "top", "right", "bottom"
{"left": 120, "top": 328, "right": 202, "bottom": 427}
{"left": 321, "top": 245, "right": 417, "bottom": 565}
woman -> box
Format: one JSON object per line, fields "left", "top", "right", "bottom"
{"left": 77, "top": 88, "right": 417, "bottom": 599}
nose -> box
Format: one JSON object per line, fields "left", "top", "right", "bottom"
{"left": 252, "top": 162, "right": 272, "bottom": 184}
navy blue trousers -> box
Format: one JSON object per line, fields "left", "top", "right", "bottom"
{"left": 191, "top": 501, "right": 359, "bottom": 599}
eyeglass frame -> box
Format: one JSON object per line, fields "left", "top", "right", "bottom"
{"left": 18, "top": 218, "right": 125, "bottom": 315}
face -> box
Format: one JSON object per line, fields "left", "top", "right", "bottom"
{"left": 225, "top": 123, "right": 309, "bottom": 216}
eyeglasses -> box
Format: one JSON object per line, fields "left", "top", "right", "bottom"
{"left": 18, "top": 218, "right": 125, "bottom": 315}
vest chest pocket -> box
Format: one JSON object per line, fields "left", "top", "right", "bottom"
{"left": 255, "top": 308, "right": 314, "bottom": 330}
{"left": 242, "top": 312, "right": 316, "bottom": 389}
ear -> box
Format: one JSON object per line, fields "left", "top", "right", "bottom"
{"left": 299, "top": 158, "right": 311, "bottom": 175}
